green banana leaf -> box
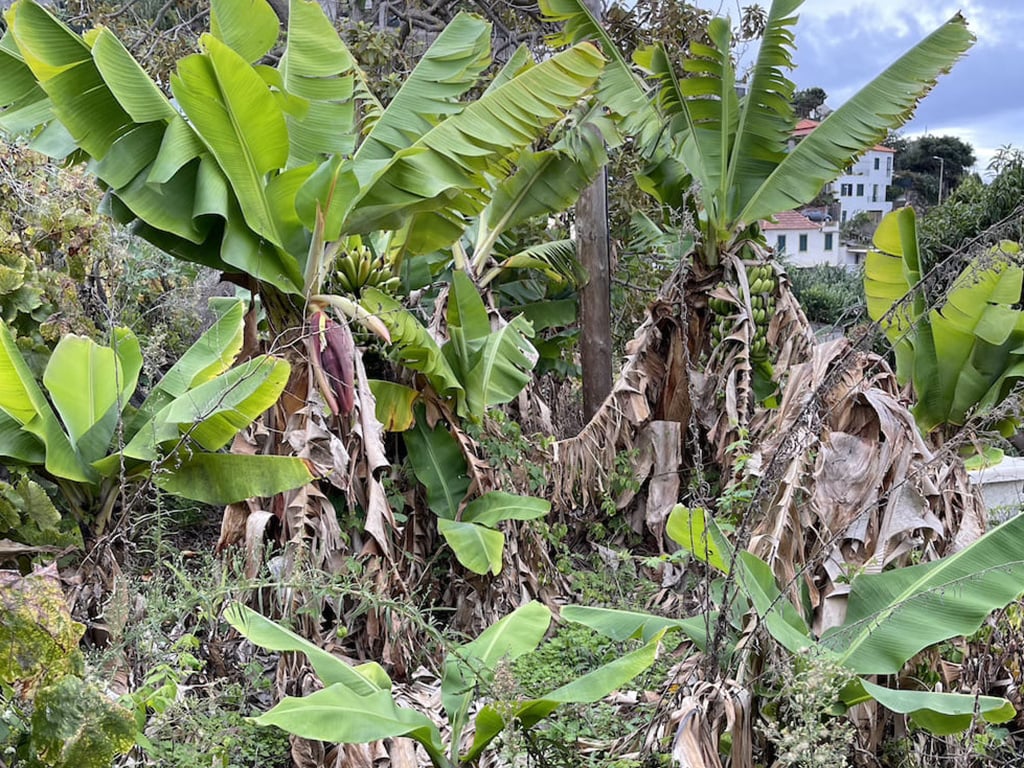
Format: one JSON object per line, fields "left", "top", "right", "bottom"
{"left": 822, "top": 512, "right": 1024, "bottom": 674}
{"left": 489, "top": 239, "right": 585, "bottom": 288}
{"left": 665, "top": 505, "right": 732, "bottom": 573}
{"left": 354, "top": 12, "right": 491, "bottom": 165}
{"left": 42, "top": 329, "right": 141, "bottom": 465}
{"left": 360, "top": 287, "right": 463, "bottom": 399}
{"left": 0, "top": 29, "right": 53, "bottom": 136}
{"left": 0, "top": 321, "right": 91, "bottom": 482}
{"left": 402, "top": 413, "right": 470, "bottom": 520}
{"left": 279, "top": 0, "right": 358, "bottom": 166}
{"left": 667, "top": 505, "right": 810, "bottom": 653}
{"left": 866, "top": 209, "right": 1024, "bottom": 432}
{"left": 538, "top": 0, "right": 659, "bottom": 145}
{"left": 462, "top": 628, "right": 668, "bottom": 762}
{"left": 462, "top": 316, "right": 537, "bottom": 421}
{"left": 367, "top": 380, "right": 418, "bottom": 432}
{"left": 474, "top": 138, "right": 606, "bottom": 266}
{"left": 460, "top": 491, "right": 550, "bottom": 526}
{"left": 0, "top": 410, "right": 44, "bottom": 464}
{"left": 344, "top": 42, "right": 604, "bottom": 239}
{"left": 723, "top": 0, "right": 800, "bottom": 222}
{"left": 844, "top": 679, "right": 1015, "bottom": 736}
{"left": 41, "top": 335, "right": 123, "bottom": 454}
{"left": 864, "top": 207, "right": 925, "bottom": 384}
{"left": 252, "top": 687, "right": 447, "bottom": 767}
{"left": 153, "top": 453, "right": 312, "bottom": 505}
{"left": 209, "top": 0, "right": 280, "bottom": 64}
{"left": 560, "top": 605, "right": 712, "bottom": 649}
{"left": 437, "top": 492, "right": 549, "bottom": 575}
{"left": 224, "top": 604, "right": 390, "bottom": 694}
{"left": 443, "top": 601, "right": 551, "bottom": 750}
{"left": 170, "top": 35, "right": 289, "bottom": 249}
{"left": 738, "top": 12, "right": 973, "bottom": 224}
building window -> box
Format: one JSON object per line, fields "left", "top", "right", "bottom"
{"left": 872, "top": 184, "right": 879, "bottom": 203}
{"left": 775, "top": 235, "right": 786, "bottom": 253}
{"left": 824, "top": 232, "right": 834, "bottom": 250}
{"left": 840, "top": 183, "right": 853, "bottom": 196}
{"left": 799, "top": 234, "right": 808, "bottom": 252}
{"left": 856, "top": 183, "right": 864, "bottom": 196}
{"left": 874, "top": 157, "right": 880, "bottom": 170}
{"left": 841, "top": 210, "right": 847, "bottom": 223}
{"left": 886, "top": 156, "right": 892, "bottom": 174}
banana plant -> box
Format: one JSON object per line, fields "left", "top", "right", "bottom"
{"left": 403, "top": 411, "right": 549, "bottom": 576}
{"left": 0, "top": 0, "right": 606, "bottom": 301}
{"left": 664, "top": 505, "right": 1021, "bottom": 736}
{"left": 0, "top": 299, "right": 312, "bottom": 534}
{"left": 225, "top": 600, "right": 669, "bottom": 768}
{"left": 534, "top": 0, "right": 978, "bottom": 486}
{"left": 865, "top": 206, "right": 1024, "bottom": 434}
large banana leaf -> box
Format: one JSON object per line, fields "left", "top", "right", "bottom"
{"left": 343, "top": 42, "right": 605, "bottom": 238}
{"left": 0, "top": 321, "right": 91, "bottom": 482}
{"left": 6, "top": 1, "right": 133, "bottom": 158}
{"left": 354, "top": 12, "right": 491, "bottom": 166}
{"left": 402, "top": 413, "right": 470, "bottom": 520}
{"left": 738, "top": 12, "right": 974, "bottom": 224}
{"left": 822, "top": 512, "right": 1024, "bottom": 675}
{"left": 209, "top": 0, "right": 280, "bottom": 64}
{"left": 252, "top": 686, "right": 446, "bottom": 766}
{"left": 153, "top": 453, "right": 312, "bottom": 505}
{"left": 171, "top": 35, "right": 289, "bottom": 248}
{"left": 225, "top": 603, "right": 390, "bottom": 694}
{"left": 123, "top": 355, "right": 289, "bottom": 459}
{"left": 723, "top": 0, "right": 799, "bottom": 222}
{"left": 866, "top": 209, "right": 1024, "bottom": 432}
{"left": 279, "top": 0, "right": 358, "bottom": 166}
{"left": 42, "top": 330, "right": 141, "bottom": 465}
{"left": 538, "top": 0, "right": 658, "bottom": 145}
{"left": 844, "top": 679, "right": 1015, "bottom": 736}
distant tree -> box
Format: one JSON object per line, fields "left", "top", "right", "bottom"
{"left": 791, "top": 86, "right": 827, "bottom": 119}
{"left": 893, "top": 134, "right": 975, "bottom": 205}
{"left": 919, "top": 144, "right": 1024, "bottom": 273}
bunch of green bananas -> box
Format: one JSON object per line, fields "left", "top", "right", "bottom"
{"left": 708, "top": 283, "right": 735, "bottom": 345}
{"left": 746, "top": 263, "right": 777, "bottom": 360}
{"left": 332, "top": 244, "right": 400, "bottom": 296}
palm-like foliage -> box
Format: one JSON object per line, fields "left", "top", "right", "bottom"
{"left": 0, "top": 0, "right": 607, "bottom": 297}
{"left": 544, "top": 0, "right": 973, "bottom": 265}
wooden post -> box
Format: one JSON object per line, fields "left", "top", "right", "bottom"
{"left": 578, "top": 0, "right": 612, "bottom": 422}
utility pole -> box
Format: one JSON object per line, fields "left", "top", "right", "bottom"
{"left": 932, "top": 155, "right": 945, "bottom": 205}
{"left": 578, "top": 0, "right": 612, "bottom": 422}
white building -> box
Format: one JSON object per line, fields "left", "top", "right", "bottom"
{"left": 762, "top": 210, "right": 841, "bottom": 267}
{"left": 793, "top": 119, "right": 895, "bottom": 225}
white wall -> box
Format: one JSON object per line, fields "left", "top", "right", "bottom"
{"left": 770, "top": 226, "right": 841, "bottom": 267}
{"left": 835, "top": 148, "right": 894, "bottom": 222}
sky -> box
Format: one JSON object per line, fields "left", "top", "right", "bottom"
{"left": 691, "top": 0, "right": 1024, "bottom": 175}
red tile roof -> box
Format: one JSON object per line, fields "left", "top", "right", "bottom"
{"left": 791, "top": 118, "right": 894, "bottom": 152}
{"left": 761, "top": 210, "right": 819, "bottom": 230}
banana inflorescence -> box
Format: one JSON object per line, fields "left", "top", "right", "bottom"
{"left": 308, "top": 309, "right": 355, "bottom": 416}
{"left": 331, "top": 244, "right": 400, "bottom": 296}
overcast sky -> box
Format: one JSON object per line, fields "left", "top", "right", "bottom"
{"left": 690, "top": 0, "right": 1024, "bottom": 175}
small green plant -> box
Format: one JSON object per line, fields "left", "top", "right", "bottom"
{"left": 226, "top": 601, "right": 669, "bottom": 768}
